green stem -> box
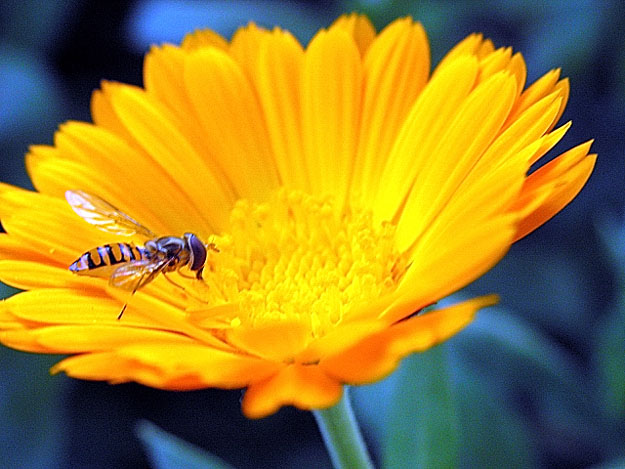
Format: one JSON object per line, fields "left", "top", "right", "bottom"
{"left": 313, "top": 387, "right": 375, "bottom": 469}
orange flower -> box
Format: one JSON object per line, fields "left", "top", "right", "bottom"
{"left": 0, "top": 14, "right": 595, "bottom": 418}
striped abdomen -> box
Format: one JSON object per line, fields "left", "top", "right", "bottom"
{"left": 70, "top": 243, "right": 145, "bottom": 277}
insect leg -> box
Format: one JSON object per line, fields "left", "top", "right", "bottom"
{"left": 117, "top": 303, "right": 128, "bottom": 320}
{"left": 162, "top": 273, "right": 206, "bottom": 303}
{"left": 117, "top": 270, "right": 149, "bottom": 320}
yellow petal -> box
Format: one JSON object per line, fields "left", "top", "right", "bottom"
{"left": 50, "top": 352, "right": 140, "bottom": 382}
{"left": 0, "top": 233, "right": 52, "bottom": 264}
{"left": 229, "top": 23, "right": 270, "bottom": 79}
{"left": 0, "top": 301, "right": 23, "bottom": 330}
{"left": 352, "top": 17, "right": 430, "bottom": 206}
{"left": 422, "top": 141, "right": 533, "bottom": 241}
{"left": 513, "top": 143, "right": 596, "bottom": 241}
{"left": 181, "top": 29, "right": 228, "bottom": 51}
{"left": 373, "top": 55, "right": 478, "bottom": 223}
{"left": 321, "top": 296, "right": 495, "bottom": 383}
{"left": 90, "top": 83, "right": 136, "bottom": 143}
{"left": 28, "top": 149, "right": 183, "bottom": 236}
{"left": 529, "top": 121, "right": 572, "bottom": 166}
{"left": 462, "top": 92, "right": 564, "bottom": 186}
{"left": 387, "top": 214, "right": 517, "bottom": 322}
{"left": 295, "top": 319, "right": 388, "bottom": 364}
{"left": 0, "top": 182, "right": 58, "bottom": 217}
{"left": 477, "top": 39, "right": 495, "bottom": 57}
{"left": 330, "top": 13, "right": 376, "bottom": 55}
{"left": 144, "top": 45, "right": 188, "bottom": 115}
{"left": 242, "top": 364, "right": 342, "bottom": 418}
{"left": 395, "top": 71, "right": 517, "bottom": 251}
{"left": 507, "top": 69, "right": 563, "bottom": 125}
{"left": 477, "top": 48, "right": 526, "bottom": 95}
{"left": 302, "top": 27, "right": 362, "bottom": 208}
{"left": 226, "top": 318, "right": 311, "bottom": 362}
{"left": 104, "top": 288, "right": 230, "bottom": 350}
{"left": 108, "top": 83, "right": 235, "bottom": 231}
{"left": 144, "top": 45, "right": 225, "bottom": 167}
{"left": 3, "top": 288, "right": 152, "bottom": 326}
{"left": 51, "top": 344, "right": 278, "bottom": 390}
{"left": 0, "top": 329, "right": 51, "bottom": 352}
{"left": 478, "top": 47, "right": 513, "bottom": 82}
{"left": 507, "top": 52, "right": 527, "bottom": 96}
{"left": 0, "top": 260, "right": 104, "bottom": 291}
{"left": 1, "top": 324, "right": 193, "bottom": 353}
{"left": 28, "top": 122, "right": 209, "bottom": 235}
{"left": 549, "top": 78, "right": 569, "bottom": 131}
{"left": 435, "top": 33, "right": 484, "bottom": 70}
{"left": 116, "top": 343, "right": 279, "bottom": 388}
{"left": 184, "top": 47, "right": 280, "bottom": 201}
{"left": 253, "top": 29, "right": 307, "bottom": 190}
{"left": 2, "top": 204, "right": 113, "bottom": 266}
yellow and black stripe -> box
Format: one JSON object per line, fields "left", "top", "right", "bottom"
{"left": 70, "top": 243, "right": 144, "bottom": 274}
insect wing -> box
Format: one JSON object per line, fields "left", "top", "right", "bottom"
{"left": 109, "top": 258, "right": 170, "bottom": 292}
{"left": 65, "top": 190, "right": 156, "bottom": 238}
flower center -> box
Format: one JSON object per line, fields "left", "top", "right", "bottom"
{"left": 193, "top": 189, "right": 407, "bottom": 337}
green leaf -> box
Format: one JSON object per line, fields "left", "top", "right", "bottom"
{"left": 454, "top": 365, "right": 534, "bottom": 468}
{"left": 136, "top": 420, "right": 236, "bottom": 469}
{"left": 452, "top": 305, "right": 601, "bottom": 457}
{"left": 594, "top": 300, "right": 625, "bottom": 418}
{"left": 595, "top": 218, "right": 625, "bottom": 418}
{"left": 454, "top": 307, "right": 589, "bottom": 405}
{"left": 381, "top": 344, "right": 459, "bottom": 469}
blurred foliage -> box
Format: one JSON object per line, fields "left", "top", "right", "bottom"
{"left": 0, "top": 0, "right": 623, "bottom": 468}
{"left": 595, "top": 217, "right": 625, "bottom": 420}
{"left": 381, "top": 346, "right": 459, "bottom": 469}
{"left": 0, "top": 349, "right": 64, "bottom": 469}
{"left": 350, "top": 300, "right": 612, "bottom": 468}
{"left": 137, "top": 420, "right": 235, "bottom": 469}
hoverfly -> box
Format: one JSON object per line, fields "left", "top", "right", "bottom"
{"left": 66, "top": 190, "right": 218, "bottom": 319}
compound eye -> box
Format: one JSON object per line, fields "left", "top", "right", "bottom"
{"left": 186, "top": 233, "right": 207, "bottom": 271}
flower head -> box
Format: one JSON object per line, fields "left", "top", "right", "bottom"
{"left": 0, "top": 14, "right": 595, "bottom": 418}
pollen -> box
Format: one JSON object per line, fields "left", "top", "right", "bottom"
{"left": 200, "top": 189, "right": 407, "bottom": 337}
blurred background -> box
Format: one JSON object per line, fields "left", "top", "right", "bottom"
{"left": 1, "top": 0, "right": 624, "bottom": 468}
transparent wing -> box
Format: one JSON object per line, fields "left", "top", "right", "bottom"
{"left": 109, "top": 258, "right": 171, "bottom": 292}
{"left": 65, "top": 190, "right": 156, "bottom": 238}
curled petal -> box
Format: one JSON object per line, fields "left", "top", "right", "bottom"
{"left": 242, "top": 364, "right": 343, "bottom": 418}
{"left": 320, "top": 296, "right": 497, "bottom": 383}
